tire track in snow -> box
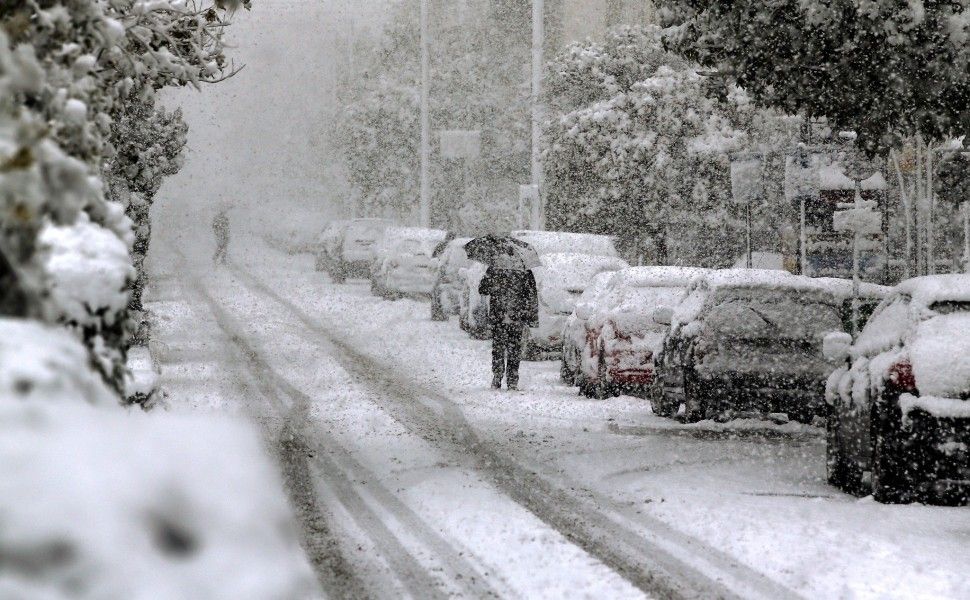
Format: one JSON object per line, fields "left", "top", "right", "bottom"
{"left": 183, "top": 264, "right": 504, "bottom": 599}
{"left": 233, "top": 264, "right": 805, "bottom": 600}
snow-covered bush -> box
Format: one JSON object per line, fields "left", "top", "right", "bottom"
{"left": 0, "top": 318, "right": 116, "bottom": 406}
{"left": 0, "top": 406, "right": 316, "bottom": 599}
{"left": 0, "top": 0, "right": 249, "bottom": 394}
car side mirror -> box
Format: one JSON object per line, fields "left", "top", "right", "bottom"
{"left": 652, "top": 306, "right": 673, "bottom": 326}
{"left": 822, "top": 331, "right": 852, "bottom": 363}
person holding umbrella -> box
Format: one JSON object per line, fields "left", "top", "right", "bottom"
{"left": 465, "top": 233, "right": 539, "bottom": 390}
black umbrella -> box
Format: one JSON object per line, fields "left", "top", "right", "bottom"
{"left": 464, "top": 234, "right": 541, "bottom": 270}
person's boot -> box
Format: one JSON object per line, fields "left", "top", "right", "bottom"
{"left": 507, "top": 379, "right": 518, "bottom": 391}
{"left": 491, "top": 375, "right": 502, "bottom": 389}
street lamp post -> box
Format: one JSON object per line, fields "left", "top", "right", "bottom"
{"left": 530, "top": 0, "right": 544, "bottom": 230}
{"left": 419, "top": 0, "right": 430, "bottom": 227}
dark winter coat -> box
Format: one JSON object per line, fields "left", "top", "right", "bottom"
{"left": 212, "top": 211, "right": 230, "bottom": 244}
{"left": 478, "top": 267, "right": 539, "bottom": 327}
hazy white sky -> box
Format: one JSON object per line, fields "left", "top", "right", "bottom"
{"left": 155, "top": 0, "right": 391, "bottom": 243}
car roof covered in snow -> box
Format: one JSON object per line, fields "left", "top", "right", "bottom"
{"left": 612, "top": 266, "right": 709, "bottom": 288}
{"left": 539, "top": 252, "right": 628, "bottom": 270}
{"left": 384, "top": 226, "right": 448, "bottom": 242}
{"left": 511, "top": 230, "right": 618, "bottom": 257}
{"left": 811, "top": 277, "right": 892, "bottom": 300}
{"left": 895, "top": 274, "right": 970, "bottom": 306}
{"left": 696, "top": 269, "right": 844, "bottom": 299}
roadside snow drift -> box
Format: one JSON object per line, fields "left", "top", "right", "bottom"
{"left": 0, "top": 406, "right": 317, "bottom": 600}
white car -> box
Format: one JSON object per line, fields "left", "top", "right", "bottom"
{"left": 370, "top": 227, "right": 448, "bottom": 298}
{"left": 824, "top": 274, "right": 970, "bottom": 504}
{"left": 430, "top": 237, "right": 472, "bottom": 321}
{"left": 331, "top": 218, "right": 395, "bottom": 283}
{"left": 314, "top": 219, "right": 349, "bottom": 272}
{"left": 577, "top": 266, "right": 707, "bottom": 398}
{"left": 525, "top": 252, "right": 628, "bottom": 358}
{"left": 459, "top": 230, "right": 620, "bottom": 339}
{"left": 561, "top": 271, "right": 617, "bottom": 385}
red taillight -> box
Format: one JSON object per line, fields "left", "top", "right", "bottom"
{"left": 888, "top": 359, "right": 917, "bottom": 393}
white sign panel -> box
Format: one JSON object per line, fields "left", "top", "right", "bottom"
{"left": 438, "top": 130, "right": 481, "bottom": 160}
{"left": 833, "top": 207, "right": 882, "bottom": 235}
{"left": 730, "top": 158, "right": 763, "bottom": 205}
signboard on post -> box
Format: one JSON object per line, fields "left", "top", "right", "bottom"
{"left": 438, "top": 129, "right": 481, "bottom": 160}
{"left": 833, "top": 205, "right": 882, "bottom": 235}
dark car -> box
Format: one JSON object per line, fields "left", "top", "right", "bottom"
{"left": 653, "top": 270, "right": 847, "bottom": 424}
{"left": 823, "top": 275, "right": 970, "bottom": 504}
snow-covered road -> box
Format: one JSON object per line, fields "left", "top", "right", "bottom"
{"left": 147, "top": 241, "right": 970, "bottom": 599}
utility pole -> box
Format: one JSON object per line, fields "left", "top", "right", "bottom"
{"left": 419, "top": 0, "right": 431, "bottom": 227}
{"left": 530, "top": 0, "right": 544, "bottom": 230}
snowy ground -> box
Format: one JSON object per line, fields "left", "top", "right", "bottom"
{"left": 146, "top": 237, "right": 970, "bottom": 599}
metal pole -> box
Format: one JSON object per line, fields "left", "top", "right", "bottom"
{"left": 927, "top": 145, "right": 935, "bottom": 274}
{"left": 745, "top": 198, "right": 753, "bottom": 268}
{"left": 963, "top": 201, "right": 970, "bottom": 273}
{"left": 851, "top": 180, "right": 862, "bottom": 334}
{"left": 799, "top": 195, "right": 807, "bottom": 274}
{"left": 419, "top": 0, "right": 431, "bottom": 227}
{"left": 531, "top": 0, "right": 543, "bottom": 230}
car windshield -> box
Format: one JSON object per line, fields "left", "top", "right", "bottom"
{"left": 929, "top": 300, "right": 970, "bottom": 315}
{"left": 705, "top": 288, "right": 841, "bottom": 340}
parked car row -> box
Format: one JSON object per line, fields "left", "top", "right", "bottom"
{"left": 313, "top": 219, "right": 969, "bottom": 505}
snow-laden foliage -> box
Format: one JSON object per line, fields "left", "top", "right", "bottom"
{"left": 335, "top": 0, "right": 528, "bottom": 231}
{"left": 659, "top": 0, "right": 970, "bottom": 154}
{"left": 0, "top": 318, "right": 117, "bottom": 407}
{"left": 0, "top": 0, "right": 246, "bottom": 395}
{"left": 544, "top": 26, "right": 801, "bottom": 265}
{"left": 0, "top": 405, "right": 316, "bottom": 599}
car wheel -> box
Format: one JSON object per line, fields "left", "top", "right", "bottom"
{"left": 560, "top": 355, "right": 575, "bottom": 385}
{"left": 650, "top": 380, "right": 675, "bottom": 417}
{"left": 331, "top": 263, "right": 346, "bottom": 284}
{"left": 826, "top": 404, "right": 847, "bottom": 489}
{"left": 593, "top": 348, "right": 614, "bottom": 400}
{"left": 871, "top": 403, "right": 913, "bottom": 504}
{"left": 681, "top": 371, "right": 706, "bottom": 423}
{"left": 430, "top": 293, "right": 447, "bottom": 321}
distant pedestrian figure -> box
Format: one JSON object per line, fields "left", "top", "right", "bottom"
{"left": 478, "top": 253, "right": 538, "bottom": 390}
{"left": 212, "top": 209, "right": 230, "bottom": 265}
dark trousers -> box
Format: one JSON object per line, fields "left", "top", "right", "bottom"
{"left": 213, "top": 239, "right": 228, "bottom": 264}
{"left": 491, "top": 322, "right": 524, "bottom": 384}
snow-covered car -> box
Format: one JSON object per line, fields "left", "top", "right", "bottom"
{"left": 430, "top": 236, "right": 472, "bottom": 321}
{"left": 653, "top": 269, "right": 847, "bottom": 424}
{"left": 824, "top": 274, "right": 970, "bottom": 504}
{"left": 459, "top": 230, "right": 621, "bottom": 340}
{"left": 578, "top": 266, "right": 708, "bottom": 399}
{"left": 314, "top": 219, "right": 349, "bottom": 272}
{"left": 330, "top": 218, "right": 395, "bottom": 283}
{"left": 369, "top": 227, "right": 448, "bottom": 299}
{"left": 524, "top": 253, "right": 628, "bottom": 359}
{"left": 458, "top": 261, "right": 490, "bottom": 339}
{"left": 561, "top": 271, "right": 617, "bottom": 386}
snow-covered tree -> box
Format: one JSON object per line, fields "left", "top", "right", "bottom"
{"left": 659, "top": 0, "right": 970, "bottom": 154}
{"left": 1, "top": 0, "right": 247, "bottom": 397}
{"left": 335, "top": 0, "right": 529, "bottom": 230}
{"left": 543, "top": 26, "right": 803, "bottom": 265}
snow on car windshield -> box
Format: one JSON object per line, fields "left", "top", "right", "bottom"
{"left": 705, "top": 288, "right": 842, "bottom": 340}
{"left": 910, "top": 302, "right": 970, "bottom": 397}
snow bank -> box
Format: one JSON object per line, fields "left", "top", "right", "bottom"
{"left": 0, "top": 405, "right": 317, "bottom": 600}
{"left": 41, "top": 216, "right": 134, "bottom": 329}
{"left": 0, "top": 318, "right": 116, "bottom": 406}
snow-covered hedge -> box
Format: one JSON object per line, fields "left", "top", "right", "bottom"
{"left": 0, "top": 406, "right": 317, "bottom": 599}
